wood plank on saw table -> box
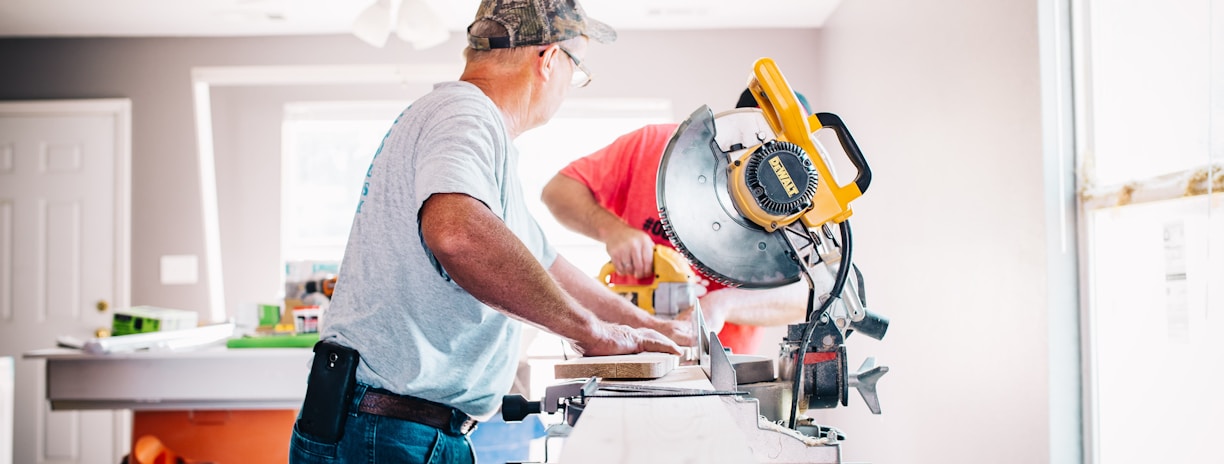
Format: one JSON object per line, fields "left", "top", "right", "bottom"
{"left": 553, "top": 352, "right": 679, "bottom": 380}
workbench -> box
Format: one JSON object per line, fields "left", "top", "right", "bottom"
{"left": 549, "top": 345, "right": 843, "bottom": 464}
{"left": 24, "top": 347, "right": 311, "bottom": 462}
{"left": 25, "top": 347, "right": 310, "bottom": 410}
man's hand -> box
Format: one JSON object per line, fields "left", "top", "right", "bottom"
{"left": 606, "top": 228, "right": 655, "bottom": 279}
{"left": 574, "top": 322, "right": 682, "bottom": 357}
{"left": 542, "top": 174, "right": 655, "bottom": 279}
{"left": 650, "top": 313, "right": 696, "bottom": 348}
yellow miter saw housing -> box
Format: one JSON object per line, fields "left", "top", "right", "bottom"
{"left": 598, "top": 245, "right": 698, "bottom": 319}
{"left": 728, "top": 59, "right": 872, "bottom": 232}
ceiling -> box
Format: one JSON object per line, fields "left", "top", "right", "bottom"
{"left": 0, "top": 0, "right": 842, "bottom": 38}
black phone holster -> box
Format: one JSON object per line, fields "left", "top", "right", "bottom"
{"left": 296, "top": 339, "right": 360, "bottom": 444}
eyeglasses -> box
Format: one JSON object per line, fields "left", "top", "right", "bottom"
{"left": 555, "top": 45, "right": 593, "bottom": 88}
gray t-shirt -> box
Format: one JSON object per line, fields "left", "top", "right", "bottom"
{"left": 322, "top": 81, "right": 556, "bottom": 417}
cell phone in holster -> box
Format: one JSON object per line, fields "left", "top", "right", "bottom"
{"left": 297, "top": 339, "right": 360, "bottom": 443}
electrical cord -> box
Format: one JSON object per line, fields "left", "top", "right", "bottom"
{"left": 787, "top": 220, "right": 853, "bottom": 430}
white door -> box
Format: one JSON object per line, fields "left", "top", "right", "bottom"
{"left": 0, "top": 100, "right": 131, "bottom": 464}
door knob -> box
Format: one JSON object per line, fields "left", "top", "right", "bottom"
{"left": 96, "top": 300, "right": 109, "bottom": 312}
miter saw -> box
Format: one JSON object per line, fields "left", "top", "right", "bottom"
{"left": 501, "top": 58, "right": 890, "bottom": 463}
{"left": 657, "top": 57, "right": 892, "bottom": 454}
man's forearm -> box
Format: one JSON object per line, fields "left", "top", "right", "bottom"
{"left": 549, "top": 254, "right": 661, "bottom": 330}
{"left": 420, "top": 193, "right": 603, "bottom": 343}
{"left": 541, "top": 174, "right": 629, "bottom": 242}
{"left": 711, "top": 282, "right": 809, "bottom": 327}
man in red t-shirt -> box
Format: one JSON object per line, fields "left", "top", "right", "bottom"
{"left": 541, "top": 89, "right": 812, "bottom": 355}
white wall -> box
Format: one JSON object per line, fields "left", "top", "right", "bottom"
{"left": 807, "top": 1, "right": 1055, "bottom": 463}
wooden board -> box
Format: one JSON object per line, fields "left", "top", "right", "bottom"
{"left": 553, "top": 353, "right": 679, "bottom": 379}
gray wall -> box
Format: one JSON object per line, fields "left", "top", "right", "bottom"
{"left": 0, "top": 0, "right": 1070, "bottom": 461}
{"left": 0, "top": 30, "right": 824, "bottom": 318}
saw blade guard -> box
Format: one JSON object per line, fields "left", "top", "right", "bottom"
{"left": 656, "top": 105, "right": 804, "bottom": 288}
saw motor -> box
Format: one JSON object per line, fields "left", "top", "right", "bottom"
{"left": 729, "top": 139, "right": 820, "bottom": 229}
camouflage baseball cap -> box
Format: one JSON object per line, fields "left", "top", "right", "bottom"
{"left": 467, "top": 0, "right": 617, "bottom": 50}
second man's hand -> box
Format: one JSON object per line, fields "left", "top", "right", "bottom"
{"left": 540, "top": 174, "right": 655, "bottom": 279}
{"left": 605, "top": 227, "right": 655, "bottom": 279}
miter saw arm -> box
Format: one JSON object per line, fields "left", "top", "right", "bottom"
{"left": 781, "top": 218, "right": 891, "bottom": 424}
{"left": 797, "top": 223, "right": 888, "bottom": 341}
{"left": 782, "top": 218, "right": 855, "bottom": 427}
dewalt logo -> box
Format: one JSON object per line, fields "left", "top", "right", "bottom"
{"left": 769, "top": 157, "right": 800, "bottom": 197}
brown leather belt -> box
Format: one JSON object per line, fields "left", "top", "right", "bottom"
{"left": 357, "top": 389, "right": 478, "bottom": 436}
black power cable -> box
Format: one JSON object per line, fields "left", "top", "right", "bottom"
{"left": 786, "top": 220, "right": 853, "bottom": 430}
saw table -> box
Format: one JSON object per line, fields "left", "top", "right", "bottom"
{"left": 557, "top": 365, "right": 754, "bottom": 463}
{"left": 538, "top": 340, "right": 843, "bottom": 464}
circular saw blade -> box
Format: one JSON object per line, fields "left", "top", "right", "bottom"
{"left": 657, "top": 105, "right": 802, "bottom": 288}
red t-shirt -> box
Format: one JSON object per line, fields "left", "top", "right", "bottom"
{"left": 558, "top": 123, "right": 760, "bottom": 354}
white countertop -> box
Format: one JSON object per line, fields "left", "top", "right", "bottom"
{"left": 24, "top": 346, "right": 312, "bottom": 411}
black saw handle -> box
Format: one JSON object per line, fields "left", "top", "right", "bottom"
{"left": 815, "top": 112, "right": 872, "bottom": 195}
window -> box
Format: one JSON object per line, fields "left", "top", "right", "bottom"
{"left": 1073, "top": 1, "right": 1223, "bottom": 462}
{"left": 282, "top": 101, "right": 408, "bottom": 266}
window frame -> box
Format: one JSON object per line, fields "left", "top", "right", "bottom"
{"left": 1067, "top": 1, "right": 1222, "bottom": 463}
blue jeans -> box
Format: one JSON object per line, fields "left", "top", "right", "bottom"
{"left": 290, "top": 384, "right": 476, "bottom": 464}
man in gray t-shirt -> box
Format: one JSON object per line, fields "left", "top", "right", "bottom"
{"left": 290, "top": 1, "right": 694, "bottom": 462}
